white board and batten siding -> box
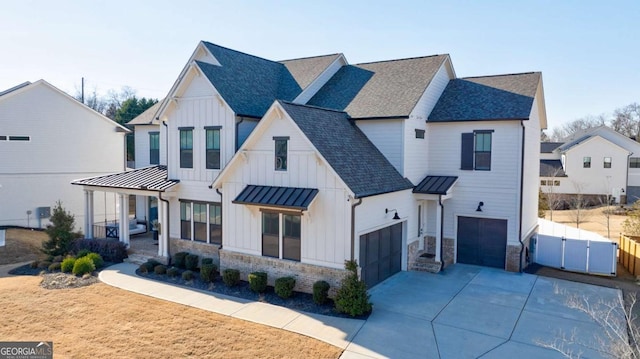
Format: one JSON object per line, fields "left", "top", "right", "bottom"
{"left": 404, "top": 60, "right": 454, "bottom": 184}
{"left": 221, "top": 111, "right": 351, "bottom": 269}
{"left": 426, "top": 121, "right": 523, "bottom": 244}
{"left": 0, "top": 81, "right": 125, "bottom": 228}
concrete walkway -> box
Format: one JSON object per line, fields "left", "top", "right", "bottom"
{"left": 100, "top": 263, "right": 623, "bottom": 359}
{"left": 0, "top": 261, "right": 31, "bottom": 278}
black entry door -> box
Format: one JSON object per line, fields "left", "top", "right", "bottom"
{"left": 457, "top": 216, "right": 507, "bottom": 269}
{"left": 359, "top": 223, "right": 403, "bottom": 288}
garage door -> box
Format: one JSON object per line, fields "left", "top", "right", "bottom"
{"left": 457, "top": 217, "right": 507, "bottom": 269}
{"left": 359, "top": 223, "right": 403, "bottom": 288}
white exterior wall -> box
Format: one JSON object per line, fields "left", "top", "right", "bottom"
{"left": 404, "top": 62, "right": 454, "bottom": 184}
{"left": 134, "top": 124, "right": 160, "bottom": 168}
{"left": 0, "top": 81, "right": 124, "bottom": 229}
{"left": 521, "top": 98, "right": 542, "bottom": 238}
{"left": 426, "top": 121, "right": 522, "bottom": 244}
{"left": 355, "top": 119, "right": 404, "bottom": 174}
{"left": 560, "top": 137, "right": 629, "bottom": 196}
{"left": 220, "top": 112, "right": 352, "bottom": 268}
{"left": 295, "top": 57, "right": 346, "bottom": 104}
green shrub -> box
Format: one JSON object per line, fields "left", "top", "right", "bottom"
{"left": 167, "top": 267, "right": 179, "bottom": 278}
{"left": 275, "top": 277, "right": 296, "bottom": 299}
{"left": 248, "top": 271, "right": 268, "bottom": 293}
{"left": 200, "top": 263, "right": 217, "bottom": 283}
{"left": 201, "top": 257, "right": 214, "bottom": 266}
{"left": 76, "top": 249, "right": 91, "bottom": 259}
{"left": 30, "top": 260, "right": 39, "bottom": 269}
{"left": 222, "top": 269, "right": 240, "bottom": 287}
{"left": 334, "top": 260, "right": 371, "bottom": 317}
{"left": 38, "top": 261, "right": 52, "bottom": 269}
{"left": 154, "top": 264, "right": 167, "bottom": 275}
{"left": 72, "top": 256, "right": 95, "bottom": 276}
{"left": 48, "top": 262, "right": 61, "bottom": 271}
{"left": 139, "top": 263, "right": 149, "bottom": 273}
{"left": 185, "top": 254, "right": 199, "bottom": 271}
{"left": 140, "top": 261, "right": 155, "bottom": 273}
{"left": 147, "top": 259, "right": 161, "bottom": 268}
{"left": 313, "top": 280, "right": 331, "bottom": 305}
{"left": 84, "top": 253, "right": 104, "bottom": 268}
{"left": 182, "top": 270, "right": 195, "bottom": 281}
{"left": 72, "top": 238, "right": 128, "bottom": 263}
{"left": 174, "top": 252, "right": 188, "bottom": 269}
{"left": 61, "top": 257, "right": 76, "bottom": 273}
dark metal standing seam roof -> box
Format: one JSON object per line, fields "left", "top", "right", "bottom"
{"left": 413, "top": 176, "right": 458, "bottom": 195}
{"left": 71, "top": 165, "right": 179, "bottom": 191}
{"left": 233, "top": 185, "right": 319, "bottom": 210}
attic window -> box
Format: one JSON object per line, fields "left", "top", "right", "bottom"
{"left": 274, "top": 137, "right": 289, "bottom": 171}
{"left": 415, "top": 129, "right": 425, "bottom": 139}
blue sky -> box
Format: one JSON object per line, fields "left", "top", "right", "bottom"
{"left": 1, "top": 1, "right": 638, "bottom": 131}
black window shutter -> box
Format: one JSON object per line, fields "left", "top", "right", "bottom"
{"left": 461, "top": 133, "right": 474, "bottom": 170}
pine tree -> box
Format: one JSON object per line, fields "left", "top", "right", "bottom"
{"left": 42, "top": 201, "right": 80, "bottom": 257}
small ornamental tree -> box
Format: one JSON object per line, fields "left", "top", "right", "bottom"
{"left": 42, "top": 201, "right": 81, "bottom": 257}
{"left": 334, "top": 260, "right": 372, "bottom": 317}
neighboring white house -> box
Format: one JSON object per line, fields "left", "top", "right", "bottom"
{"left": 73, "top": 41, "right": 547, "bottom": 290}
{"left": 0, "top": 80, "right": 128, "bottom": 229}
{"left": 540, "top": 126, "right": 640, "bottom": 204}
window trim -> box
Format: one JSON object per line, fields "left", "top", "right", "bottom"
{"left": 604, "top": 157, "right": 612, "bottom": 169}
{"left": 274, "top": 136, "right": 289, "bottom": 171}
{"left": 261, "top": 210, "right": 301, "bottom": 262}
{"left": 631, "top": 157, "right": 640, "bottom": 168}
{"left": 205, "top": 127, "right": 221, "bottom": 170}
{"left": 415, "top": 129, "right": 425, "bottom": 139}
{"left": 179, "top": 199, "right": 222, "bottom": 245}
{"left": 474, "top": 130, "right": 493, "bottom": 171}
{"left": 179, "top": 128, "right": 193, "bottom": 169}
{"left": 149, "top": 131, "right": 160, "bottom": 165}
{"left": 583, "top": 156, "right": 591, "bottom": 168}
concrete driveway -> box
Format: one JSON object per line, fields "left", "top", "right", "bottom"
{"left": 342, "top": 264, "right": 623, "bottom": 359}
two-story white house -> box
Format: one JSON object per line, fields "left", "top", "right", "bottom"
{"left": 0, "top": 80, "right": 127, "bottom": 230}
{"left": 540, "top": 126, "right": 640, "bottom": 205}
{"left": 73, "top": 41, "right": 547, "bottom": 291}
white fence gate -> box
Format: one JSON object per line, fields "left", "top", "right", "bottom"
{"left": 534, "top": 219, "right": 617, "bottom": 276}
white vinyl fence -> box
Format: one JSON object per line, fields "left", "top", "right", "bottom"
{"left": 534, "top": 218, "right": 617, "bottom": 276}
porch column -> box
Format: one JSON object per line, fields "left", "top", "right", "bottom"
{"left": 158, "top": 198, "right": 169, "bottom": 258}
{"left": 435, "top": 200, "right": 442, "bottom": 263}
{"left": 86, "top": 190, "right": 94, "bottom": 239}
{"left": 118, "top": 193, "right": 130, "bottom": 247}
{"left": 84, "top": 190, "right": 90, "bottom": 239}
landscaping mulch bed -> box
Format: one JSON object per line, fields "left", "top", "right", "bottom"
{"left": 9, "top": 262, "right": 116, "bottom": 289}
{"left": 137, "top": 268, "right": 370, "bottom": 320}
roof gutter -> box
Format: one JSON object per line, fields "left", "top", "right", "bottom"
{"left": 216, "top": 188, "right": 223, "bottom": 249}
{"left": 518, "top": 120, "right": 526, "bottom": 272}
{"left": 350, "top": 197, "right": 363, "bottom": 261}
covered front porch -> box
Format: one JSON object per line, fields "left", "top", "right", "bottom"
{"left": 72, "top": 165, "right": 179, "bottom": 261}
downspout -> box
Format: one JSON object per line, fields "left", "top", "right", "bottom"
{"left": 518, "top": 121, "right": 526, "bottom": 272}
{"left": 216, "top": 188, "right": 223, "bottom": 249}
{"left": 626, "top": 152, "right": 632, "bottom": 204}
{"left": 160, "top": 118, "right": 171, "bottom": 262}
{"left": 438, "top": 195, "right": 445, "bottom": 271}
{"left": 350, "top": 197, "right": 363, "bottom": 261}
{"left": 235, "top": 117, "right": 244, "bottom": 151}
{"left": 161, "top": 118, "right": 169, "bottom": 166}
{"left": 158, "top": 190, "right": 170, "bottom": 263}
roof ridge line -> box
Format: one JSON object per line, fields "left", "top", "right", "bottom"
{"left": 202, "top": 40, "right": 284, "bottom": 66}
{"left": 279, "top": 53, "right": 343, "bottom": 62}
{"left": 355, "top": 54, "right": 448, "bottom": 66}
{"left": 461, "top": 71, "right": 539, "bottom": 79}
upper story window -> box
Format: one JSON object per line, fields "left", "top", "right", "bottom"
{"left": 205, "top": 126, "right": 221, "bottom": 170}
{"left": 583, "top": 156, "right": 591, "bottom": 168}
{"left": 415, "top": 129, "right": 425, "bottom": 139}
{"left": 631, "top": 157, "right": 640, "bottom": 168}
{"left": 179, "top": 127, "right": 193, "bottom": 169}
{"left": 461, "top": 130, "right": 493, "bottom": 171}
{"left": 274, "top": 136, "right": 289, "bottom": 171}
{"left": 0, "top": 135, "right": 30, "bottom": 141}
{"left": 604, "top": 157, "right": 612, "bottom": 169}
{"left": 149, "top": 132, "right": 159, "bottom": 165}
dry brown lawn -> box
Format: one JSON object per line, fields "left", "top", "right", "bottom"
{"left": 545, "top": 206, "right": 627, "bottom": 240}
{"left": 0, "top": 228, "right": 48, "bottom": 265}
{"left": 0, "top": 276, "right": 342, "bottom": 359}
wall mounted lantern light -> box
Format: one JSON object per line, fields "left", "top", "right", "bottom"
{"left": 476, "top": 201, "right": 484, "bottom": 212}
{"left": 385, "top": 208, "right": 400, "bottom": 220}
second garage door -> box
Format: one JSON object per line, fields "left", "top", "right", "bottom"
{"left": 359, "top": 223, "right": 403, "bottom": 288}
{"left": 457, "top": 216, "right": 507, "bottom": 269}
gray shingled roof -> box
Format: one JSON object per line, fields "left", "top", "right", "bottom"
{"left": 127, "top": 101, "right": 162, "bottom": 126}
{"left": 233, "top": 185, "right": 318, "bottom": 211}
{"left": 197, "top": 42, "right": 302, "bottom": 118}
{"left": 413, "top": 176, "right": 458, "bottom": 195}
{"left": 0, "top": 81, "right": 31, "bottom": 97}
{"left": 540, "top": 142, "right": 563, "bottom": 153}
{"left": 429, "top": 72, "right": 541, "bottom": 122}
{"left": 71, "top": 165, "right": 179, "bottom": 191}
{"left": 308, "top": 55, "right": 448, "bottom": 119}
{"left": 540, "top": 160, "right": 566, "bottom": 177}
{"left": 280, "top": 54, "right": 342, "bottom": 90}
{"left": 279, "top": 101, "right": 414, "bottom": 198}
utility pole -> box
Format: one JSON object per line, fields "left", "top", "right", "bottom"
{"left": 81, "top": 77, "right": 85, "bottom": 104}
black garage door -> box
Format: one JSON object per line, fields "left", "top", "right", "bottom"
{"left": 359, "top": 223, "right": 403, "bottom": 288}
{"left": 457, "top": 217, "right": 507, "bottom": 269}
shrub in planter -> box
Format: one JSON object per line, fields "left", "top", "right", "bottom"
{"left": 84, "top": 252, "right": 104, "bottom": 268}
{"left": 200, "top": 263, "right": 217, "bottom": 283}
{"left": 154, "top": 264, "right": 167, "bottom": 275}
{"left": 48, "top": 262, "right": 62, "bottom": 271}
{"left": 248, "top": 271, "right": 268, "bottom": 293}
{"left": 313, "top": 280, "right": 330, "bottom": 305}
{"left": 139, "top": 263, "right": 149, "bottom": 273}
{"left": 173, "top": 252, "right": 188, "bottom": 269}
{"left": 334, "top": 260, "right": 371, "bottom": 317}
{"left": 72, "top": 238, "right": 127, "bottom": 263}
{"left": 140, "top": 261, "right": 155, "bottom": 273}
{"left": 201, "top": 257, "right": 214, "bottom": 266}
{"left": 185, "top": 254, "right": 199, "bottom": 271}
{"left": 147, "top": 259, "right": 161, "bottom": 268}
{"left": 182, "top": 270, "right": 195, "bottom": 281}
{"left": 275, "top": 277, "right": 296, "bottom": 299}
{"left": 222, "top": 269, "right": 240, "bottom": 287}
{"left": 61, "top": 257, "right": 76, "bottom": 273}
{"left": 76, "top": 249, "right": 91, "bottom": 259}
{"left": 72, "top": 256, "right": 96, "bottom": 276}
{"left": 167, "top": 267, "right": 179, "bottom": 278}
{"left": 38, "top": 261, "right": 52, "bottom": 269}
